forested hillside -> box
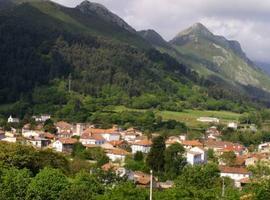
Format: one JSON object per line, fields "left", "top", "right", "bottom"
{"left": 0, "top": 0, "right": 262, "bottom": 121}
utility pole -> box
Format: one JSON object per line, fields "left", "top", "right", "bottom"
{"left": 150, "top": 170, "right": 153, "bottom": 200}
{"left": 68, "top": 73, "right": 72, "bottom": 93}
{"left": 222, "top": 177, "right": 225, "bottom": 198}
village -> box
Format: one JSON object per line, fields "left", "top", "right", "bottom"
{"left": 2, "top": 114, "right": 269, "bottom": 191}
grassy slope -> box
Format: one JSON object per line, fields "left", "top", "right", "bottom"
{"left": 172, "top": 38, "right": 270, "bottom": 92}
{"left": 114, "top": 106, "right": 241, "bottom": 128}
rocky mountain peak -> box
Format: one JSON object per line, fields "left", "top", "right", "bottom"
{"left": 76, "top": 0, "right": 136, "bottom": 33}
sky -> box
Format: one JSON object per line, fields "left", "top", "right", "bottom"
{"left": 52, "top": 0, "right": 270, "bottom": 62}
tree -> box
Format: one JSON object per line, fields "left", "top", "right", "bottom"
{"left": 164, "top": 143, "right": 186, "bottom": 179}
{"left": 146, "top": 136, "right": 165, "bottom": 173}
{"left": 43, "top": 119, "right": 57, "bottom": 134}
{"left": 220, "top": 151, "right": 236, "bottom": 166}
{"left": 60, "top": 171, "right": 104, "bottom": 200}
{"left": 134, "top": 151, "right": 144, "bottom": 161}
{"left": 99, "top": 182, "right": 148, "bottom": 200}
{"left": 26, "top": 168, "right": 69, "bottom": 200}
{"left": 0, "top": 167, "right": 31, "bottom": 200}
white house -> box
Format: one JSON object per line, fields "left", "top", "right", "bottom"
{"left": 106, "top": 148, "right": 130, "bottom": 162}
{"left": 101, "top": 132, "right": 120, "bottom": 142}
{"left": 197, "top": 117, "right": 219, "bottom": 123}
{"left": 32, "top": 114, "right": 51, "bottom": 122}
{"left": 1, "top": 137, "right": 17, "bottom": 143}
{"left": 219, "top": 166, "right": 251, "bottom": 187}
{"left": 80, "top": 133, "right": 106, "bottom": 145}
{"left": 258, "top": 142, "right": 270, "bottom": 153}
{"left": 186, "top": 147, "right": 207, "bottom": 165}
{"left": 228, "top": 122, "right": 238, "bottom": 129}
{"left": 22, "top": 130, "right": 42, "bottom": 138}
{"left": 52, "top": 138, "right": 77, "bottom": 152}
{"left": 7, "top": 116, "right": 19, "bottom": 123}
{"left": 28, "top": 137, "right": 50, "bottom": 148}
{"left": 131, "top": 139, "right": 152, "bottom": 154}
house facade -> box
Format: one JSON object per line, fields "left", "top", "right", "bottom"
{"left": 131, "top": 139, "right": 152, "bottom": 154}
{"left": 186, "top": 147, "right": 207, "bottom": 165}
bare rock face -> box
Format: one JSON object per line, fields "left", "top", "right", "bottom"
{"left": 76, "top": 0, "right": 136, "bottom": 33}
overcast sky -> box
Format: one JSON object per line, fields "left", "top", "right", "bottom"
{"left": 52, "top": 0, "right": 270, "bottom": 62}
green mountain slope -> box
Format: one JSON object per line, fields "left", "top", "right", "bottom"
{"left": 140, "top": 23, "right": 270, "bottom": 104}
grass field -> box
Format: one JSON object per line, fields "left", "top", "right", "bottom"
{"left": 114, "top": 106, "right": 241, "bottom": 128}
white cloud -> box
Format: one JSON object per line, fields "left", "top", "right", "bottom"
{"left": 52, "top": 0, "right": 270, "bottom": 62}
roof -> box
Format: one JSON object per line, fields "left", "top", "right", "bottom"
{"left": 133, "top": 139, "right": 152, "bottom": 146}
{"left": 106, "top": 148, "right": 130, "bottom": 156}
{"left": 83, "top": 144, "right": 99, "bottom": 148}
{"left": 56, "top": 121, "right": 73, "bottom": 130}
{"left": 204, "top": 140, "right": 244, "bottom": 150}
{"left": 83, "top": 127, "right": 119, "bottom": 135}
{"left": 219, "top": 166, "right": 250, "bottom": 174}
{"left": 58, "top": 138, "right": 77, "bottom": 144}
{"left": 134, "top": 171, "right": 151, "bottom": 185}
{"left": 43, "top": 132, "right": 55, "bottom": 139}
{"left": 109, "top": 140, "right": 126, "bottom": 147}
{"left": 81, "top": 132, "right": 105, "bottom": 141}
{"left": 181, "top": 140, "right": 203, "bottom": 147}
{"left": 101, "top": 163, "right": 119, "bottom": 171}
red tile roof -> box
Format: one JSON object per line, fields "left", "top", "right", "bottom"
{"left": 83, "top": 128, "right": 118, "bottom": 135}
{"left": 106, "top": 148, "right": 130, "bottom": 156}
{"left": 56, "top": 121, "right": 73, "bottom": 130}
{"left": 219, "top": 166, "right": 250, "bottom": 174}
{"left": 59, "top": 138, "right": 77, "bottom": 144}
{"left": 181, "top": 140, "right": 203, "bottom": 147}
{"left": 133, "top": 139, "right": 152, "bottom": 146}
{"left": 81, "top": 132, "right": 105, "bottom": 141}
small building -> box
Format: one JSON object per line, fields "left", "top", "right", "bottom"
{"left": 22, "top": 130, "right": 42, "bottom": 138}
{"left": 228, "top": 122, "right": 238, "bottom": 129}
{"left": 52, "top": 138, "right": 77, "bottom": 152}
{"left": 131, "top": 139, "right": 152, "bottom": 154}
{"left": 258, "top": 142, "right": 270, "bottom": 153}
{"left": 197, "top": 117, "right": 219, "bottom": 123}
{"left": 181, "top": 140, "right": 203, "bottom": 150}
{"left": 80, "top": 132, "right": 106, "bottom": 145}
{"left": 32, "top": 114, "right": 51, "bottom": 122}
{"left": 106, "top": 148, "right": 130, "bottom": 162}
{"left": 219, "top": 166, "right": 251, "bottom": 187}
{"left": 187, "top": 147, "right": 207, "bottom": 165}
{"left": 55, "top": 121, "right": 73, "bottom": 135}
{"left": 7, "top": 116, "right": 19, "bottom": 123}
{"left": 1, "top": 137, "right": 17, "bottom": 143}
{"left": 27, "top": 137, "right": 51, "bottom": 148}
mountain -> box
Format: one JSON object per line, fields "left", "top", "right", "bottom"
{"left": 77, "top": 0, "right": 136, "bottom": 33}
{"left": 255, "top": 61, "right": 270, "bottom": 76}
{"left": 141, "top": 23, "right": 270, "bottom": 102}
{"left": 0, "top": 0, "right": 201, "bottom": 106}
{"left": 138, "top": 29, "right": 171, "bottom": 49}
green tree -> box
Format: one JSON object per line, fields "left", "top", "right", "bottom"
{"left": 60, "top": 171, "right": 104, "bottom": 200}
{"left": 220, "top": 151, "right": 236, "bottom": 166}
{"left": 146, "top": 136, "right": 165, "bottom": 173}
{"left": 26, "top": 168, "right": 69, "bottom": 200}
{"left": 164, "top": 143, "right": 186, "bottom": 179}
{"left": 0, "top": 167, "right": 31, "bottom": 200}
{"left": 134, "top": 151, "right": 144, "bottom": 161}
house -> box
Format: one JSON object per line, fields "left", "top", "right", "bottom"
{"left": 55, "top": 121, "right": 73, "bottom": 136}
{"left": 244, "top": 153, "right": 270, "bottom": 166}
{"left": 131, "top": 139, "right": 152, "bottom": 154}
{"left": 187, "top": 147, "right": 207, "bottom": 165}
{"left": 106, "top": 148, "right": 130, "bottom": 162}
{"left": 7, "top": 115, "right": 19, "bottom": 123}
{"left": 121, "top": 128, "right": 142, "bottom": 142}
{"left": 181, "top": 140, "right": 203, "bottom": 150}
{"left": 22, "top": 130, "right": 42, "bottom": 138}
{"left": 32, "top": 114, "right": 51, "bottom": 122}
{"left": 228, "top": 122, "right": 238, "bottom": 129}
{"left": 52, "top": 138, "right": 77, "bottom": 152}
{"left": 165, "top": 136, "right": 182, "bottom": 147}
{"left": 204, "top": 140, "right": 245, "bottom": 156}
{"left": 206, "top": 126, "right": 221, "bottom": 140}
{"left": 219, "top": 166, "right": 251, "bottom": 187}
{"left": 1, "top": 137, "right": 17, "bottom": 143}
{"left": 197, "top": 117, "right": 219, "bottom": 123}
{"left": 109, "top": 140, "right": 129, "bottom": 150}
{"left": 258, "top": 142, "right": 270, "bottom": 153}
{"left": 80, "top": 132, "right": 106, "bottom": 145}
{"left": 27, "top": 137, "right": 50, "bottom": 148}
{"left": 133, "top": 171, "right": 157, "bottom": 188}
{"left": 83, "top": 128, "right": 120, "bottom": 142}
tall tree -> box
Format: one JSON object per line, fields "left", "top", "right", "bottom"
{"left": 146, "top": 136, "right": 165, "bottom": 172}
